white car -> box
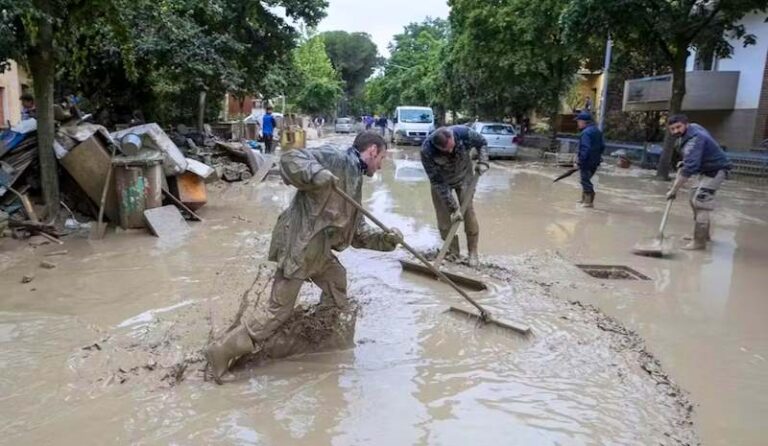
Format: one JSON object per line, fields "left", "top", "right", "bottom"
{"left": 335, "top": 117, "right": 354, "bottom": 134}
{"left": 392, "top": 106, "right": 435, "bottom": 146}
{"left": 471, "top": 122, "right": 520, "bottom": 159}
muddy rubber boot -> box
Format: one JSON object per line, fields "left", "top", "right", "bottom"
{"left": 582, "top": 192, "right": 595, "bottom": 208}
{"left": 467, "top": 235, "right": 479, "bottom": 268}
{"left": 682, "top": 225, "right": 711, "bottom": 242}
{"left": 682, "top": 222, "right": 708, "bottom": 250}
{"left": 205, "top": 326, "right": 254, "bottom": 384}
{"left": 444, "top": 237, "right": 461, "bottom": 263}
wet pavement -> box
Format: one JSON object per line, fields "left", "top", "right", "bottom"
{"left": 0, "top": 133, "right": 766, "bottom": 445}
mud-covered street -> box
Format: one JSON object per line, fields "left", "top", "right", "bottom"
{"left": 1, "top": 134, "right": 767, "bottom": 445}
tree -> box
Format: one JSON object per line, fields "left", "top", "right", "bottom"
{"left": 319, "top": 31, "right": 379, "bottom": 110}
{"left": 446, "top": 0, "right": 598, "bottom": 147}
{"left": 290, "top": 35, "right": 343, "bottom": 115}
{"left": 563, "top": 0, "right": 768, "bottom": 178}
{"left": 0, "top": 0, "right": 136, "bottom": 220}
{"left": 365, "top": 18, "right": 451, "bottom": 120}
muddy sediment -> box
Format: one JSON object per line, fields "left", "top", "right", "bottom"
{"left": 10, "top": 137, "right": 767, "bottom": 443}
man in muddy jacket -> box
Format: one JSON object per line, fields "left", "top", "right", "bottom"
{"left": 575, "top": 111, "right": 605, "bottom": 208}
{"left": 206, "top": 132, "right": 403, "bottom": 383}
{"left": 666, "top": 114, "right": 731, "bottom": 250}
{"left": 421, "top": 125, "right": 489, "bottom": 267}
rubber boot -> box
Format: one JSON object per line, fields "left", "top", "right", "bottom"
{"left": 444, "top": 237, "right": 461, "bottom": 263}
{"left": 682, "top": 224, "right": 711, "bottom": 242}
{"left": 682, "top": 222, "right": 708, "bottom": 250}
{"left": 205, "top": 326, "right": 254, "bottom": 384}
{"left": 582, "top": 192, "right": 595, "bottom": 208}
{"left": 577, "top": 192, "right": 585, "bottom": 204}
{"left": 467, "top": 234, "right": 479, "bottom": 267}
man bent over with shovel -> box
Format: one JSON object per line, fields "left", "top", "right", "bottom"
{"left": 206, "top": 132, "right": 404, "bottom": 383}
{"left": 421, "top": 126, "right": 489, "bottom": 267}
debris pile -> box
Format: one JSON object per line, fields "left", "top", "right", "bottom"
{"left": 0, "top": 117, "right": 278, "bottom": 242}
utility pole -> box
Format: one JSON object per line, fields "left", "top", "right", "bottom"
{"left": 597, "top": 37, "right": 613, "bottom": 131}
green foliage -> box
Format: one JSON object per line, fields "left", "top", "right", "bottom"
{"left": 290, "top": 35, "right": 343, "bottom": 115}
{"left": 364, "top": 18, "right": 449, "bottom": 117}
{"left": 319, "top": 30, "right": 379, "bottom": 98}
{"left": 1, "top": 0, "right": 329, "bottom": 125}
{"left": 446, "top": 0, "right": 593, "bottom": 120}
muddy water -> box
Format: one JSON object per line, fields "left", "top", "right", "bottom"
{"left": 3, "top": 134, "right": 763, "bottom": 444}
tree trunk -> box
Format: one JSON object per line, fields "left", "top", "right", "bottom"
{"left": 197, "top": 90, "right": 207, "bottom": 133}
{"left": 656, "top": 49, "right": 688, "bottom": 179}
{"left": 28, "top": 0, "right": 59, "bottom": 221}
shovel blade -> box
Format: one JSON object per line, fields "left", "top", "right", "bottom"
{"left": 448, "top": 306, "right": 531, "bottom": 335}
{"left": 399, "top": 259, "right": 488, "bottom": 291}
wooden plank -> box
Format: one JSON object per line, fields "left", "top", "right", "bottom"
{"left": 162, "top": 187, "right": 203, "bottom": 222}
{"left": 143, "top": 205, "right": 190, "bottom": 238}
{"left": 59, "top": 135, "right": 119, "bottom": 222}
{"left": 252, "top": 153, "right": 275, "bottom": 184}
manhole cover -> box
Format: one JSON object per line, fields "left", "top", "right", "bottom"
{"left": 576, "top": 264, "right": 651, "bottom": 280}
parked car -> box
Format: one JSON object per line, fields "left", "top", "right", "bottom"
{"left": 335, "top": 117, "right": 354, "bottom": 134}
{"left": 392, "top": 106, "right": 435, "bottom": 145}
{"left": 471, "top": 122, "right": 520, "bottom": 159}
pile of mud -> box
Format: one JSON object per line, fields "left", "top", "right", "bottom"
{"left": 73, "top": 261, "right": 356, "bottom": 389}
{"left": 70, "top": 246, "right": 699, "bottom": 444}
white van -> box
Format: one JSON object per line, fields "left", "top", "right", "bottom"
{"left": 391, "top": 106, "right": 435, "bottom": 146}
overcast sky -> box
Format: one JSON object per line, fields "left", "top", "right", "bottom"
{"left": 316, "top": 0, "right": 450, "bottom": 57}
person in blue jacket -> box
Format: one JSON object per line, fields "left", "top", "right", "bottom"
{"left": 261, "top": 105, "right": 277, "bottom": 154}
{"left": 575, "top": 111, "right": 605, "bottom": 208}
{"left": 665, "top": 114, "right": 731, "bottom": 250}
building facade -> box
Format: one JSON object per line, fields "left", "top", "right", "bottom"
{"left": 623, "top": 13, "right": 768, "bottom": 149}
{"left": 0, "top": 60, "right": 32, "bottom": 128}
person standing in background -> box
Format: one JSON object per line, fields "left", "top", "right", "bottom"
{"left": 20, "top": 93, "right": 36, "bottom": 121}
{"left": 262, "top": 106, "right": 277, "bottom": 154}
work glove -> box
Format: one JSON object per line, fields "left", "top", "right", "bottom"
{"left": 475, "top": 162, "right": 489, "bottom": 176}
{"left": 450, "top": 210, "right": 463, "bottom": 224}
{"left": 384, "top": 228, "right": 404, "bottom": 247}
{"left": 313, "top": 169, "right": 339, "bottom": 188}
{"left": 666, "top": 190, "right": 677, "bottom": 201}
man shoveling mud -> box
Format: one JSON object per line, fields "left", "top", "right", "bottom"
{"left": 206, "top": 132, "right": 404, "bottom": 383}
{"left": 421, "top": 126, "right": 489, "bottom": 267}
{"left": 666, "top": 114, "right": 731, "bottom": 250}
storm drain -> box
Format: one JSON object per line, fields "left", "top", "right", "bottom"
{"left": 576, "top": 264, "right": 651, "bottom": 281}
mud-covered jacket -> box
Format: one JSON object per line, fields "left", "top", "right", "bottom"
{"left": 421, "top": 125, "right": 489, "bottom": 212}
{"left": 679, "top": 123, "right": 731, "bottom": 177}
{"left": 578, "top": 124, "right": 605, "bottom": 170}
{"left": 268, "top": 145, "right": 397, "bottom": 279}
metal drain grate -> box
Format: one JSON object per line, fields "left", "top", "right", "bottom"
{"left": 576, "top": 264, "right": 651, "bottom": 280}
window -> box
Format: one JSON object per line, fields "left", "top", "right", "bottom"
{"left": 399, "top": 109, "right": 433, "bottom": 124}
{"left": 481, "top": 124, "right": 515, "bottom": 135}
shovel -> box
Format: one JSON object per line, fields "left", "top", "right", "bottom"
{"left": 399, "top": 173, "right": 488, "bottom": 291}
{"left": 90, "top": 143, "right": 118, "bottom": 240}
{"left": 552, "top": 167, "right": 579, "bottom": 183}
{"left": 632, "top": 197, "right": 674, "bottom": 257}
{"left": 332, "top": 183, "right": 530, "bottom": 336}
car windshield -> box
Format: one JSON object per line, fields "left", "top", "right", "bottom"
{"left": 399, "top": 109, "right": 433, "bottom": 124}
{"left": 337, "top": 118, "right": 351, "bottom": 124}
{"left": 481, "top": 125, "right": 515, "bottom": 135}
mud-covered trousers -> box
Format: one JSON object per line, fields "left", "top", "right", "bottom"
{"left": 580, "top": 167, "right": 597, "bottom": 193}
{"left": 239, "top": 255, "right": 347, "bottom": 344}
{"left": 430, "top": 181, "right": 479, "bottom": 243}
{"left": 690, "top": 170, "right": 726, "bottom": 226}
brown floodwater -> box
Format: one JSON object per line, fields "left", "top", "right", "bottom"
{"left": 1, "top": 133, "right": 765, "bottom": 445}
